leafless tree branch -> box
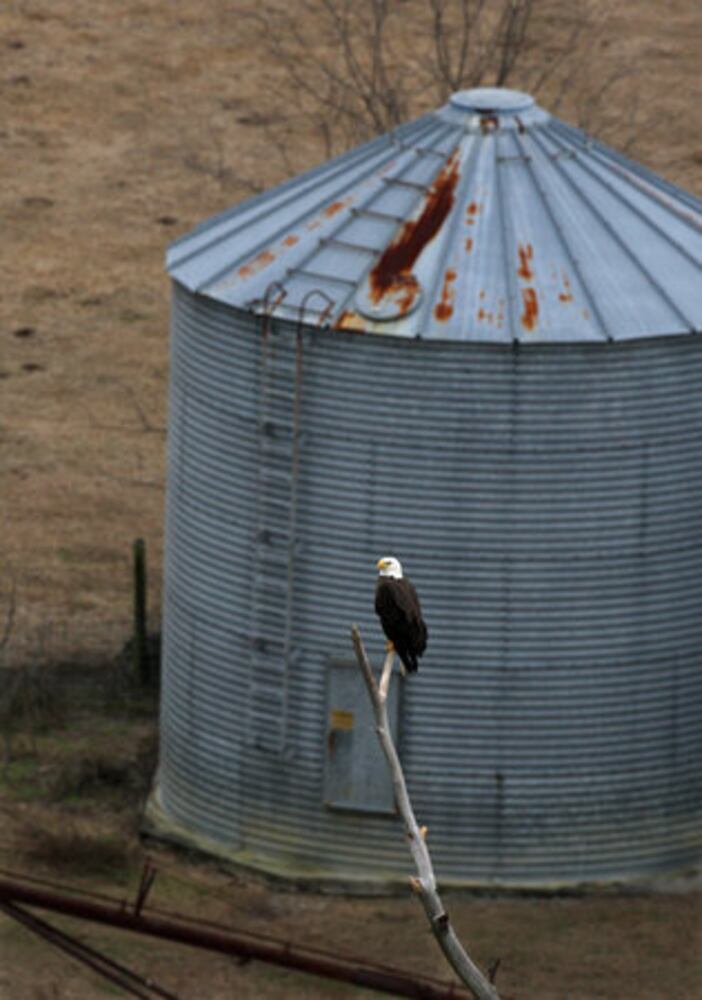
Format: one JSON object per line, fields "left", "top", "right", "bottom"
{"left": 241, "top": 0, "right": 642, "bottom": 169}
{"left": 351, "top": 625, "right": 502, "bottom": 1000}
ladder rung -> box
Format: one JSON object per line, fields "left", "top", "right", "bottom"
{"left": 256, "top": 532, "right": 302, "bottom": 555}
{"left": 249, "top": 649, "right": 302, "bottom": 672}
{"left": 381, "top": 176, "right": 429, "bottom": 192}
{"left": 255, "top": 552, "right": 290, "bottom": 572}
{"left": 250, "top": 634, "right": 284, "bottom": 654}
{"left": 249, "top": 733, "right": 284, "bottom": 754}
{"left": 260, "top": 440, "right": 293, "bottom": 461}
{"left": 249, "top": 691, "right": 284, "bottom": 713}
{"left": 250, "top": 659, "right": 286, "bottom": 679}
{"left": 351, "top": 207, "right": 404, "bottom": 224}
{"left": 249, "top": 609, "right": 286, "bottom": 634}
{"left": 319, "top": 236, "right": 379, "bottom": 257}
{"left": 260, "top": 420, "right": 294, "bottom": 439}
{"left": 392, "top": 140, "right": 447, "bottom": 160}
{"left": 256, "top": 558, "right": 301, "bottom": 581}
{"left": 262, "top": 359, "right": 297, "bottom": 378}
{"left": 262, "top": 382, "right": 297, "bottom": 401}
{"left": 256, "top": 530, "right": 294, "bottom": 550}
{"left": 256, "top": 533, "right": 290, "bottom": 552}
{"left": 286, "top": 267, "right": 357, "bottom": 287}
{"left": 257, "top": 495, "right": 293, "bottom": 514}
{"left": 260, "top": 467, "right": 292, "bottom": 485}
{"left": 253, "top": 574, "right": 289, "bottom": 596}
{"left": 263, "top": 299, "right": 334, "bottom": 318}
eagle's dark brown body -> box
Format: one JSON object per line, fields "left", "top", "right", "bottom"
{"left": 375, "top": 575, "right": 428, "bottom": 673}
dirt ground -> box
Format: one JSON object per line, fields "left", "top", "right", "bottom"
{"left": 1, "top": 1, "right": 701, "bottom": 997}
{"left": 0, "top": 663, "right": 700, "bottom": 1000}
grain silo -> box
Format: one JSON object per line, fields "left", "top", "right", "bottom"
{"left": 145, "top": 88, "right": 702, "bottom": 889}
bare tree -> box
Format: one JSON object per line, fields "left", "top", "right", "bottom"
{"left": 240, "top": 0, "right": 641, "bottom": 179}
{"left": 351, "top": 626, "right": 503, "bottom": 1000}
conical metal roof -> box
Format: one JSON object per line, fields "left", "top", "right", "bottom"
{"left": 167, "top": 88, "right": 702, "bottom": 343}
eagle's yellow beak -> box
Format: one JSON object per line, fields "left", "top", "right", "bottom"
{"left": 376, "top": 558, "right": 386, "bottom": 570}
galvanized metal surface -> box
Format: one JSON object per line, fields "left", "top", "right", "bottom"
{"left": 155, "top": 284, "right": 702, "bottom": 887}
{"left": 166, "top": 88, "right": 702, "bottom": 344}
{"left": 324, "top": 659, "right": 401, "bottom": 815}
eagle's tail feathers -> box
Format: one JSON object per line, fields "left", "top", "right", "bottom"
{"left": 399, "top": 647, "right": 418, "bottom": 673}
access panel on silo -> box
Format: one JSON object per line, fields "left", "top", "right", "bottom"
{"left": 324, "top": 659, "right": 402, "bottom": 815}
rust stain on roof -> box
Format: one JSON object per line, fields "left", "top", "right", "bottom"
{"left": 282, "top": 234, "right": 299, "bottom": 247}
{"left": 323, "top": 198, "right": 351, "bottom": 219}
{"left": 335, "top": 310, "right": 366, "bottom": 332}
{"left": 558, "top": 270, "right": 573, "bottom": 303}
{"left": 306, "top": 197, "right": 353, "bottom": 232}
{"left": 466, "top": 201, "right": 480, "bottom": 224}
{"left": 476, "top": 289, "right": 503, "bottom": 327}
{"left": 517, "top": 243, "right": 534, "bottom": 281}
{"left": 369, "top": 151, "right": 461, "bottom": 309}
{"left": 465, "top": 237, "right": 474, "bottom": 253}
{"left": 521, "top": 288, "right": 539, "bottom": 331}
{"left": 392, "top": 273, "right": 422, "bottom": 315}
{"left": 434, "top": 268, "right": 457, "bottom": 322}
{"left": 480, "top": 114, "right": 499, "bottom": 135}
{"left": 238, "top": 249, "right": 276, "bottom": 279}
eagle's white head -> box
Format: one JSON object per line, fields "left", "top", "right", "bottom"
{"left": 377, "top": 555, "right": 403, "bottom": 579}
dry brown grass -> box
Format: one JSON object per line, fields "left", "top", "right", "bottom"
{"left": 0, "top": 4, "right": 700, "bottom": 997}
{"left": 18, "top": 811, "right": 137, "bottom": 878}
{"left": 0, "top": 0, "right": 700, "bottom": 658}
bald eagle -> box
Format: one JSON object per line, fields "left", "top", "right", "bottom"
{"left": 375, "top": 556, "right": 428, "bottom": 673}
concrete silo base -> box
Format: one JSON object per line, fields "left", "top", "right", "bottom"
{"left": 142, "top": 783, "right": 701, "bottom": 898}
{"left": 142, "top": 784, "right": 410, "bottom": 896}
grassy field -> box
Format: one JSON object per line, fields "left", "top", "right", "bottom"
{"left": 1, "top": 1, "right": 701, "bottom": 997}
{"left": 0, "top": 0, "right": 700, "bottom": 645}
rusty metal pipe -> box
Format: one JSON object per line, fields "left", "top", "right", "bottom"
{"left": 0, "top": 875, "right": 471, "bottom": 1000}
{"left": 0, "top": 900, "right": 179, "bottom": 1000}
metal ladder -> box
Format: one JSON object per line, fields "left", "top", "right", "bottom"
{"left": 246, "top": 292, "right": 300, "bottom": 755}
{"left": 246, "top": 287, "right": 333, "bottom": 755}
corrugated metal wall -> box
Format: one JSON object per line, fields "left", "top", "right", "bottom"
{"left": 151, "top": 282, "right": 702, "bottom": 887}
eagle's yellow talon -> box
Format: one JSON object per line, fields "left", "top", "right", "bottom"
{"left": 385, "top": 639, "right": 395, "bottom": 653}
{"left": 420, "top": 825, "right": 428, "bottom": 840}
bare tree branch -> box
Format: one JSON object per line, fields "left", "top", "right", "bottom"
{"left": 493, "top": 0, "right": 533, "bottom": 86}
{"left": 230, "top": 1, "right": 646, "bottom": 191}
{"left": 351, "top": 625, "right": 502, "bottom": 1000}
